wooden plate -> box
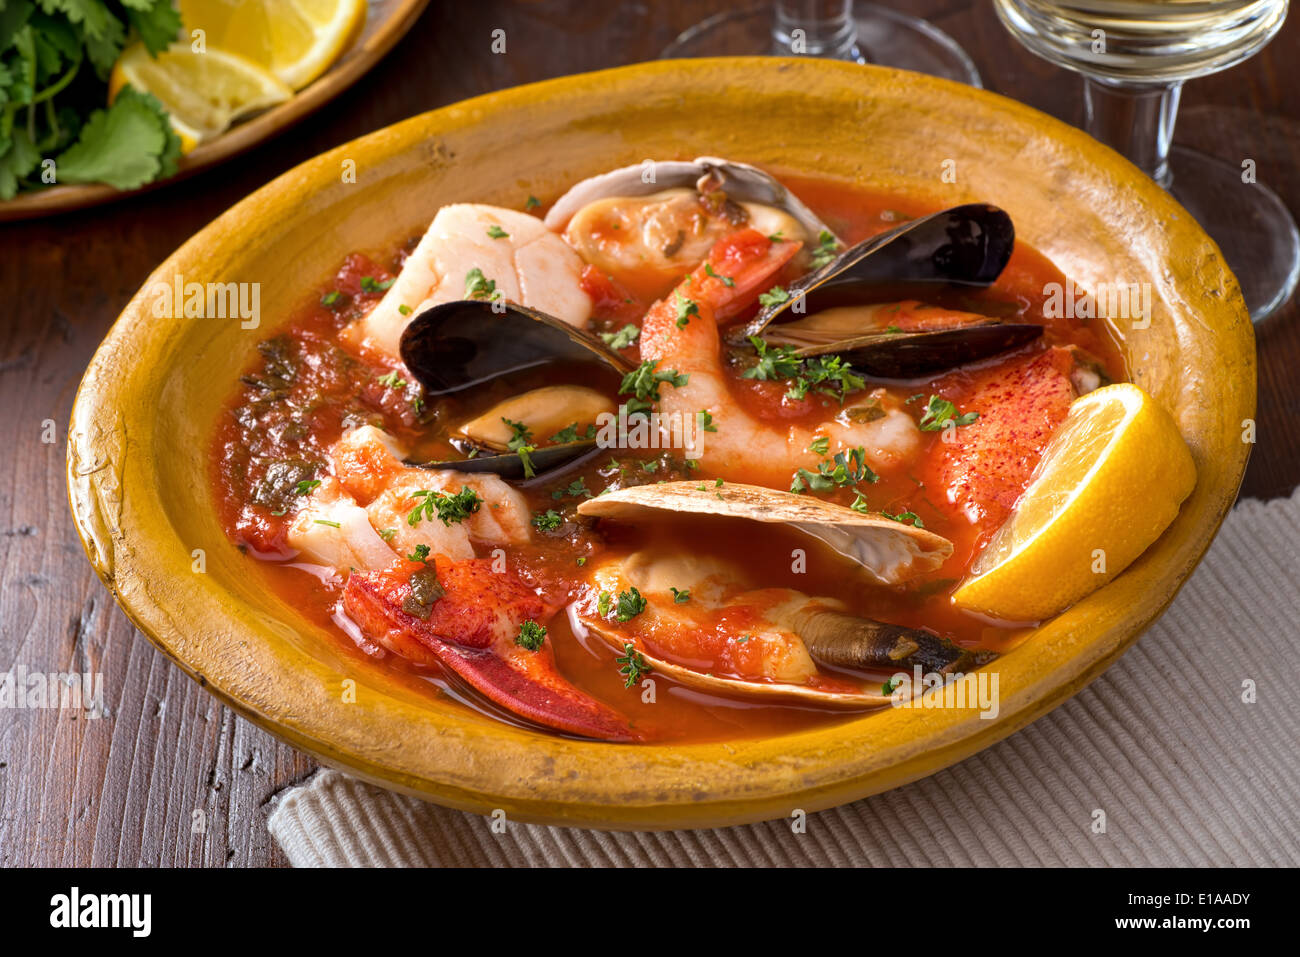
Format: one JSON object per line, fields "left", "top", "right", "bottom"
{"left": 0, "top": 0, "right": 431, "bottom": 222}
{"left": 67, "top": 58, "right": 1255, "bottom": 829}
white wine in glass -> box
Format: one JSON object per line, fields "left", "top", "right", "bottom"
{"left": 995, "top": 0, "right": 1297, "bottom": 321}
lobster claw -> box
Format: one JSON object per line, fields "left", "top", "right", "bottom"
{"left": 343, "top": 558, "right": 640, "bottom": 742}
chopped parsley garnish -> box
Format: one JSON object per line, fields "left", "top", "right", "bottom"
{"left": 516, "top": 620, "right": 547, "bottom": 651}
{"left": 600, "top": 324, "right": 640, "bottom": 350}
{"left": 704, "top": 263, "right": 735, "bottom": 287}
{"left": 918, "top": 395, "right": 979, "bottom": 431}
{"left": 609, "top": 587, "right": 647, "bottom": 622}
{"left": 882, "top": 676, "right": 901, "bottom": 695}
{"left": 619, "top": 360, "right": 689, "bottom": 415}
{"left": 674, "top": 292, "right": 699, "bottom": 329}
{"left": 408, "top": 543, "right": 431, "bottom": 562}
{"left": 616, "top": 642, "right": 653, "bottom": 688}
{"left": 320, "top": 290, "right": 342, "bottom": 308}
{"left": 503, "top": 417, "right": 533, "bottom": 450}
{"left": 790, "top": 447, "right": 878, "bottom": 494}
{"left": 549, "top": 422, "right": 597, "bottom": 443}
{"left": 487, "top": 224, "right": 509, "bottom": 239}
{"left": 525, "top": 195, "right": 540, "bottom": 210}
{"left": 698, "top": 410, "right": 717, "bottom": 433}
{"left": 398, "top": 304, "right": 412, "bottom": 316}
{"left": 810, "top": 435, "right": 829, "bottom": 456}
{"left": 465, "top": 268, "right": 502, "bottom": 301}
{"left": 312, "top": 519, "right": 341, "bottom": 528}
{"left": 742, "top": 337, "right": 864, "bottom": 403}
{"left": 849, "top": 492, "right": 870, "bottom": 513}
{"left": 359, "top": 276, "right": 394, "bottom": 294}
{"left": 883, "top": 510, "right": 925, "bottom": 528}
{"left": 758, "top": 286, "right": 791, "bottom": 309}
{"left": 597, "top": 591, "right": 613, "bottom": 617}
{"left": 501, "top": 418, "right": 538, "bottom": 477}
{"left": 809, "top": 229, "right": 840, "bottom": 269}
{"left": 576, "top": 556, "right": 587, "bottom": 566}
{"left": 670, "top": 587, "right": 690, "bottom": 604}
{"left": 532, "top": 509, "right": 563, "bottom": 531}
{"left": 294, "top": 479, "right": 321, "bottom": 495}
{"left": 379, "top": 528, "right": 397, "bottom": 542}
{"left": 377, "top": 371, "right": 406, "bottom": 389}
{"left": 407, "top": 487, "right": 483, "bottom": 527}
{"left": 552, "top": 477, "right": 592, "bottom": 500}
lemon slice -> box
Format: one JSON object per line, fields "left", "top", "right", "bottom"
{"left": 110, "top": 42, "right": 291, "bottom": 148}
{"left": 179, "top": 0, "right": 367, "bottom": 90}
{"left": 952, "top": 383, "right": 1196, "bottom": 623}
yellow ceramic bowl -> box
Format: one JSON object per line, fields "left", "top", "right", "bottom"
{"left": 68, "top": 59, "right": 1254, "bottom": 829}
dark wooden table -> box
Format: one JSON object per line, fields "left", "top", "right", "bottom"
{"left": 2, "top": 1, "right": 1296, "bottom": 867}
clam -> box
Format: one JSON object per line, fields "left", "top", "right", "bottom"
{"left": 574, "top": 482, "right": 989, "bottom": 707}
{"left": 543, "top": 156, "right": 833, "bottom": 240}
{"left": 543, "top": 157, "right": 836, "bottom": 299}
{"left": 577, "top": 480, "right": 953, "bottom": 585}
{"left": 398, "top": 299, "right": 633, "bottom": 479}
{"left": 733, "top": 203, "right": 1041, "bottom": 378}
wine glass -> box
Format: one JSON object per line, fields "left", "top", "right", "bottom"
{"left": 994, "top": 0, "right": 1297, "bottom": 322}
{"left": 662, "top": 0, "right": 983, "bottom": 88}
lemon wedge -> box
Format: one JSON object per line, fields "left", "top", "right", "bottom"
{"left": 179, "top": 0, "right": 367, "bottom": 90}
{"left": 109, "top": 42, "right": 291, "bottom": 149}
{"left": 952, "top": 383, "right": 1196, "bottom": 623}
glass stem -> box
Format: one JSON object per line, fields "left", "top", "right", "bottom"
{"left": 772, "top": 0, "right": 862, "bottom": 61}
{"left": 1083, "top": 77, "right": 1183, "bottom": 189}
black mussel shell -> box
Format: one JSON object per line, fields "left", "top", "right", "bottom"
{"left": 399, "top": 299, "right": 635, "bottom": 397}
{"left": 738, "top": 204, "right": 1015, "bottom": 339}
{"left": 409, "top": 441, "right": 601, "bottom": 482}
{"left": 770, "top": 322, "right": 1044, "bottom": 379}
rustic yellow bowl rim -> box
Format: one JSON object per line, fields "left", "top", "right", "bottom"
{"left": 67, "top": 58, "right": 1255, "bottom": 830}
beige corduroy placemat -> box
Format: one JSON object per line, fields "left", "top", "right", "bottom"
{"left": 267, "top": 487, "right": 1300, "bottom": 867}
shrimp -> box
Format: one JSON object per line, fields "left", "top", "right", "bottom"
{"left": 344, "top": 204, "right": 593, "bottom": 359}
{"left": 638, "top": 229, "right": 923, "bottom": 489}
{"left": 330, "top": 425, "right": 531, "bottom": 563}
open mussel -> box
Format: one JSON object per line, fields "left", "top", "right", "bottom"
{"left": 398, "top": 299, "right": 633, "bottom": 479}
{"left": 731, "top": 203, "right": 1040, "bottom": 378}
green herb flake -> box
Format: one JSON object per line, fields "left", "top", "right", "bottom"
{"left": 532, "top": 509, "right": 563, "bottom": 531}
{"left": 516, "top": 620, "right": 547, "bottom": 651}
{"left": 615, "top": 642, "right": 653, "bottom": 688}
{"left": 600, "top": 324, "right": 640, "bottom": 350}
{"left": 359, "top": 276, "right": 394, "bottom": 294}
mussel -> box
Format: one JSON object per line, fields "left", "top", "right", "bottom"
{"left": 399, "top": 299, "right": 634, "bottom": 479}
{"left": 733, "top": 203, "right": 1042, "bottom": 378}
{"left": 574, "top": 482, "right": 989, "bottom": 707}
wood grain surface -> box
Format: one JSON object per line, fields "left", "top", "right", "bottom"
{"left": 1, "top": 0, "right": 1296, "bottom": 867}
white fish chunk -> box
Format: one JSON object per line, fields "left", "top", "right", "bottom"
{"left": 345, "top": 204, "right": 593, "bottom": 358}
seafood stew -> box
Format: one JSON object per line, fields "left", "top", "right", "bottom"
{"left": 211, "top": 157, "right": 1159, "bottom": 745}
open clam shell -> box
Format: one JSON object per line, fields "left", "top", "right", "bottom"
{"left": 577, "top": 614, "right": 898, "bottom": 708}
{"left": 737, "top": 203, "right": 1016, "bottom": 340}
{"left": 576, "top": 481, "right": 953, "bottom": 585}
{"left": 542, "top": 156, "right": 835, "bottom": 241}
